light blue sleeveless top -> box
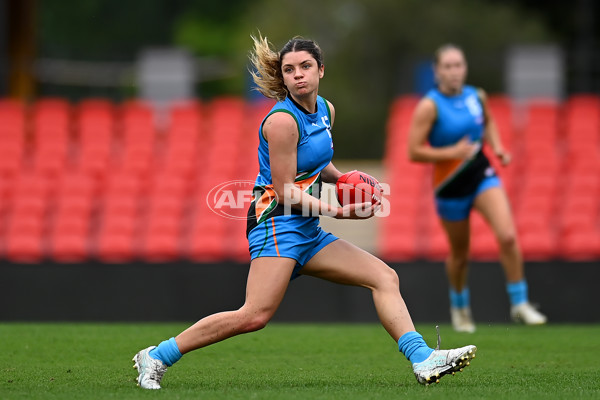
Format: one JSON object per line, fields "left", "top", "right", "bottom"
{"left": 255, "top": 95, "right": 333, "bottom": 188}
{"left": 426, "top": 85, "right": 485, "bottom": 147}
{"left": 246, "top": 95, "right": 333, "bottom": 234}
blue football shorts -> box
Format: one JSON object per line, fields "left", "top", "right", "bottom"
{"left": 247, "top": 215, "right": 338, "bottom": 279}
{"left": 434, "top": 175, "right": 502, "bottom": 221}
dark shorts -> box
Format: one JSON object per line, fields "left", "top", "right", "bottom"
{"left": 435, "top": 175, "right": 502, "bottom": 221}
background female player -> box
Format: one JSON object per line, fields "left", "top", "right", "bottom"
{"left": 408, "top": 44, "right": 547, "bottom": 333}
{"left": 132, "top": 35, "right": 476, "bottom": 389}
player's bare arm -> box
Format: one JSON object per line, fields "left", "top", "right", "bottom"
{"left": 477, "top": 88, "right": 511, "bottom": 166}
{"left": 408, "top": 98, "right": 478, "bottom": 162}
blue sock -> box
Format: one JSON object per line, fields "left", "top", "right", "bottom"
{"left": 398, "top": 331, "right": 434, "bottom": 364}
{"left": 149, "top": 337, "right": 182, "bottom": 367}
{"left": 506, "top": 280, "right": 528, "bottom": 306}
{"left": 449, "top": 287, "right": 470, "bottom": 308}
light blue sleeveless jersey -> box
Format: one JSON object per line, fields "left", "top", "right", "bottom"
{"left": 246, "top": 95, "right": 333, "bottom": 235}
{"left": 255, "top": 95, "right": 333, "bottom": 187}
{"left": 427, "top": 85, "right": 485, "bottom": 147}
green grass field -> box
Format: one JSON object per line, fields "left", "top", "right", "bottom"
{"left": 1, "top": 323, "right": 599, "bottom": 399}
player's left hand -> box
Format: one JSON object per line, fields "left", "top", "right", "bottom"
{"left": 496, "top": 149, "right": 511, "bottom": 166}
{"left": 336, "top": 200, "right": 381, "bottom": 220}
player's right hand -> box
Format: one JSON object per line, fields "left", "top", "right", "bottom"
{"left": 453, "top": 137, "right": 479, "bottom": 160}
{"left": 335, "top": 201, "right": 380, "bottom": 220}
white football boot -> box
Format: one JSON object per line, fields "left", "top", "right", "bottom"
{"left": 510, "top": 302, "right": 547, "bottom": 325}
{"left": 132, "top": 346, "right": 168, "bottom": 389}
{"left": 412, "top": 327, "right": 477, "bottom": 385}
{"left": 450, "top": 306, "right": 476, "bottom": 333}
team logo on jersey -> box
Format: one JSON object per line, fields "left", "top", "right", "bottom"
{"left": 321, "top": 116, "right": 333, "bottom": 148}
{"left": 465, "top": 94, "right": 484, "bottom": 124}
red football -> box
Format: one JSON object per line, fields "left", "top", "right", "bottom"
{"left": 336, "top": 170, "right": 383, "bottom": 206}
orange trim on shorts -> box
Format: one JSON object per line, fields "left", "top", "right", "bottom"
{"left": 270, "top": 218, "right": 281, "bottom": 257}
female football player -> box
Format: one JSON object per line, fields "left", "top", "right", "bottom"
{"left": 132, "top": 36, "right": 476, "bottom": 389}
{"left": 407, "top": 44, "right": 547, "bottom": 333}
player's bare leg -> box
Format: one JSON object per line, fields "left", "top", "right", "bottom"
{"left": 473, "top": 187, "right": 522, "bottom": 282}
{"left": 302, "top": 239, "right": 414, "bottom": 340}
{"left": 133, "top": 257, "right": 296, "bottom": 389}
{"left": 440, "top": 218, "right": 475, "bottom": 332}
{"left": 474, "top": 187, "right": 546, "bottom": 325}
{"left": 302, "top": 239, "right": 476, "bottom": 385}
{"left": 175, "top": 257, "right": 297, "bottom": 352}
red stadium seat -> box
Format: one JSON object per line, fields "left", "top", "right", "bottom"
{"left": 141, "top": 231, "right": 181, "bottom": 262}
{"left": 52, "top": 205, "right": 90, "bottom": 230}
{"left": 187, "top": 233, "right": 226, "bottom": 262}
{"left": 147, "top": 196, "right": 185, "bottom": 219}
{"left": 50, "top": 233, "right": 89, "bottom": 262}
{"left": 167, "top": 101, "right": 203, "bottom": 140}
{"left": 57, "top": 172, "right": 96, "bottom": 198}
{"left": 515, "top": 194, "right": 554, "bottom": 220}
{"left": 422, "top": 229, "right": 450, "bottom": 261}
{"left": 378, "top": 230, "right": 419, "bottom": 261}
{"left": 54, "top": 196, "right": 93, "bottom": 219}
{"left": 140, "top": 211, "right": 182, "bottom": 262}
{"left": 185, "top": 211, "right": 228, "bottom": 261}
{"left": 516, "top": 212, "right": 552, "bottom": 237}
{"left": 557, "top": 215, "right": 591, "bottom": 239}
{"left": 0, "top": 100, "right": 26, "bottom": 165}
{"left": 119, "top": 146, "right": 154, "bottom": 177}
{"left": 104, "top": 173, "right": 145, "bottom": 198}
{"left": 559, "top": 229, "right": 600, "bottom": 261}
{"left": 6, "top": 213, "right": 45, "bottom": 237}
{"left": 140, "top": 212, "right": 183, "bottom": 262}
{"left": 229, "top": 231, "right": 251, "bottom": 262}
{"left": 0, "top": 141, "right": 24, "bottom": 177}
{"left": 5, "top": 231, "right": 44, "bottom": 263}
{"left": 519, "top": 230, "right": 556, "bottom": 260}
{"left": 96, "top": 232, "right": 137, "bottom": 263}
{"left": 149, "top": 172, "right": 189, "bottom": 199}
{"left": 99, "top": 211, "right": 138, "bottom": 235}
{"left": 162, "top": 142, "right": 197, "bottom": 177}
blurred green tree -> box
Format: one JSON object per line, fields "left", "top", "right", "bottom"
{"left": 39, "top": 0, "right": 188, "bottom": 60}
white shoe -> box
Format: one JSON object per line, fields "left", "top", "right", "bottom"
{"left": 412, "top": 326, "right": 477, "bottom": 385}
{"left": 132, "top": 346, "right": 168, "bottom": 389}
{"left": 450, "top": 307, "right": 476, "bottom": 333}
{"left": 413, "top": 345, "right": 477, "bottom": 385}
{"left": 510, "top": 302, "right": 547, "bottom": 325}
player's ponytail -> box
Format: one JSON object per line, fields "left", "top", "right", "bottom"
{"left": 249, "top": 34, "right": 287, "bottom": 101}
{"left": 249, "top": 34, "right": 324, "bottom": 102}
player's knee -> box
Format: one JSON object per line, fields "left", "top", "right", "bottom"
{"left": 374, "top": 263, "right": 399, "bottom": 290}
{"left": 497, "top": 231, "right": 517, "bottom": 249}
{"left": 241, "top": 310, "right": 272, "bottom": 333}
{"left": 448, "top": 251, "right": 469, "bottom": 267}
{"left": 384, "top": 265, "right": 399, "bottom": 287}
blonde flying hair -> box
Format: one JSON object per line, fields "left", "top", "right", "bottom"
{"left": 249, "top": 34, "right": 324, "bottom": 102}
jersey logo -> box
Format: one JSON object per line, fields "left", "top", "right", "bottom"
{"left": 321, "top": 116, "right": 333, "bottom": 148}
{"left": 465, "top": 94, "right": 484, "bottom": 124}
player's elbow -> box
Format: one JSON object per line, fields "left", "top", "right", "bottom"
{"left": 408, "top": 149, "right": 418, "bottom": 162}
{"left": 275, "top": 183, "right": 300, "bottom": 206}
{"left": 408, "top": 146, "right": 424, "bottom": 162}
